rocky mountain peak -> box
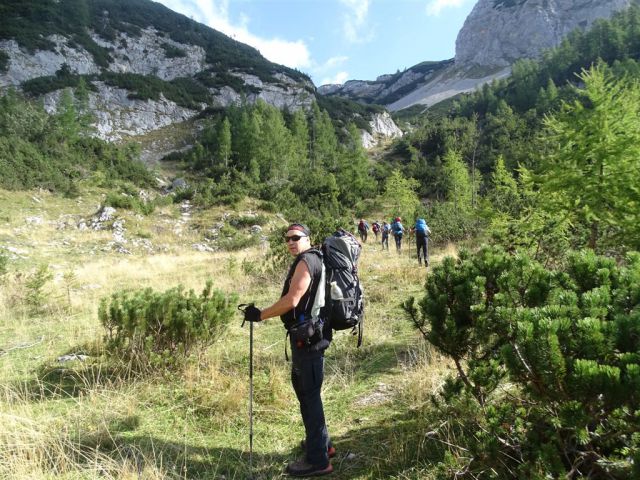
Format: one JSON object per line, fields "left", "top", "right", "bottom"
{"left": 319, "top": 0, "right": 632, "bottom": 111}
{"left": 455, "top": 0, "right": 632, "bottom": 67}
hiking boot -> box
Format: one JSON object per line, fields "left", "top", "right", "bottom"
{"left": 286, "top": 459, "right": 333, "bottom": 477}
{"left": 300, "top": 439, "right": 336, "bottom": 458}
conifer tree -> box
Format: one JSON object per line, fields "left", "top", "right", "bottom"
{"left": 488, "top": 155, "right": 519, "bottom": 216}
{"left": 233, "top": 108, "right": 261, "bottom": 181}
{"left": 216, "top": 117, "right": 232, "bottom": 168}
{"left": 539, "top": 64, "right": 640, "bottom": 250}
{"left": 309, "top": 102, "right": 338, "bottom": 169}
{"left": 253, "top": 101, "right": 293, "bottom": 182}
{"left": 335, "top": 123, "right": 372, "bottom": 205}
{"left": 381, "top": 170, "right": 420, "bottom": 222}
{"left": 442, "top": 149, "right": 472, "bottom": 214}
{"left": 288, "top": 109, "right": 309, "bottom": 169}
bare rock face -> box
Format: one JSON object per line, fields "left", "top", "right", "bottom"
{"left": 361, "top": 112, "right": 403, "bottom": 149}
{"left": 456, "top": 0, "right": 632, "bottom": 67}
{"left": 0, "top": 28, "right": 314, "bottom": 142}
{"left": 43, "top": 83, "right": 199, "bottom": 141}
{"left": 91, "top": 28, "right": 206, "bottom": 81}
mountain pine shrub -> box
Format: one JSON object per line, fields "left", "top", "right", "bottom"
{"left": 404, "top": 246, "right": 640, "bottom": 478}
{"left": 98, "top": 281, "right": 237, "bottom": 369}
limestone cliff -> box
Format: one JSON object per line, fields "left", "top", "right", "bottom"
{"left": 0, "top": 27, "right": 314, "bottom": 142}
{"left": 320, "top": 0, "right": 631, "bottom": 111}
{"left": 456, "top": 0, "right": 631, "bottom": 67}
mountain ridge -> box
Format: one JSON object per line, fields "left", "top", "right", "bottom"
{"left": 321, "top": 0, "right": 632, "bottom": 111}
{"left": 0, "top": 0, "right": 401, "bottom": 152}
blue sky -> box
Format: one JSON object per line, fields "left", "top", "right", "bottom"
{"left": 154, "top": 0, "right": 477, "bottom": 86}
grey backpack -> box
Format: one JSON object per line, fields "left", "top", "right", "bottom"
{"left": 320, "top": 229, "right": 364, "bottom": 346}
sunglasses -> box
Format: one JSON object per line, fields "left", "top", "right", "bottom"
{"left": 284, "top": 234, "right": 307, "bottom": 243}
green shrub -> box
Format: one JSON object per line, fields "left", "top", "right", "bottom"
{"left": 227, "top": 214, "right": 269, "bottom": 228}
{"left": 161, "top": 42, "right": 186, "bottom": 58}
{"left": 217, "top": 231, "right": 261, "bottom": 251}
{"left": 24, "top": 264, "right": 53, "bottom": 314}
{"left": 104, "top": 192, "right": 157, "bottom": 215}
{"left": 172, "top": 186, "right": 196, "bottom": 202}
{"left": 422, "top": 201, "right": 481, "bottom": 247}
{"left": 98, "top": 281, "right": 237, "bottom": 368}
{"left": 99, "top": 72, "right": 210, "bottom": 109}
{"left": 403, "top": 246, "right": 640, "bottom": 478}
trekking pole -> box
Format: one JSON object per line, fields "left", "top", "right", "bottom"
{"left": 238, "top": 304, "right": 255, "bottom": 480}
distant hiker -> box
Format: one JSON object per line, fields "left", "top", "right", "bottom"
{"left": 242, "top": 223, "right": 334, "bottom": 477}
{"left": 381, "top": 221, "right": 390, "bottom": 250}
{"left": 391, "top": 217, "right": 405, "bottom": 254}
{"left": 371, "top": 221, "right": 381, "bottom": 241}
{"left": 414, "top": 218, "right": 431, "bottom": 267}
{"left": 357, "top": 219, "right": 369, "bottom": 243}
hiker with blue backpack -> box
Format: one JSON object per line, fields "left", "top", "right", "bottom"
{"left": 381, "top": 221, "right": 391, "bottom": 250}
{"left": 391, "top": 217, "right": 405, "bottom": 254}
{"left": 242, "top": 223, "right": 364, "bottom": 477}
{"left": 414, "top": 218, "right": 431, "bottom": 267}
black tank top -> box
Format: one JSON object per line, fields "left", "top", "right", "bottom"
{"left": 280, "top": 249, "right": 323, "bottom": 330}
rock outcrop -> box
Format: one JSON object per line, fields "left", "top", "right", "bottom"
{"left": 0, "top": 26, "right": 315, "bottom": 142}
{"left": 43, "top": 82, "right": 198, "bottom": 141}
{"left": 456, "top": 0, "right": 632, "bottom": 67}
{"left": 362, "top": 112, "right": 403, "bottom": 149}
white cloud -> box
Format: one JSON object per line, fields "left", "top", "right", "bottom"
{"left": 320, "top": 71, "right": 350, "bottom": 86}
{"left": 310, "top": 56, "right": 349, "bottom": 86}
{"left": 318, "top": 56, "right": 349, "bottom": 72}
{"left": 426, "top": 0, "right": 467, "bottom": 16}
{"left": 339, "top": 0, "right": 373, "bottom": 44}
{"left": 155, "top": 0, "right": 311, "bottom": 69}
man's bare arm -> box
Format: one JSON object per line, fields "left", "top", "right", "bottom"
{"left": 260, "top": 261, "right": 311, "bottom": 320}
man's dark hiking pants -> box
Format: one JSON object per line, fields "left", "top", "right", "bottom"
{"left": 416, "top": 232, "right": 429, "bottom": 265}
{"left": 394, "top": 233, "right": 403, "bottom": 252}
{"left": 291, "top": 348, "right": 330, "bottom": 467}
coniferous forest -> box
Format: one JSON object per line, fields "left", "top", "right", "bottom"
{"left": 1, "top": 4, "right": 640, "bottom": 479}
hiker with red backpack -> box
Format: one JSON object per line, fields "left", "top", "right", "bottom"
{"left": 357, "top": 218, "right": 369, "bottom": 243}
{"left": 242, "top": 223, "right": 335, "bottom": 477}
{"left": 371, "top": 221, "right": 380, "bottom": 241}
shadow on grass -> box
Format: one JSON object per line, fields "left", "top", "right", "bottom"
{"left": 328, "top": 336, "right": 424, "bottom": 383}
{"left": 75, "top": 404, "right": 442, "bottom": 480}
{"left": 5, "top": 345, "right": 147, "bottom": 403}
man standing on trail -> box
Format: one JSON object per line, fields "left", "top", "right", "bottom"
{"left": 391, "top": 217, "right": 405, "bottom": 254}
{"left": 242, "top": 223, "right": 334, "bottom": 477}
{"left": 414, "top": 218, "right": 431, "bottom": 267}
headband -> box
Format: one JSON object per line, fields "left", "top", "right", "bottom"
{"left": 286, "top": 223, "right": 311, "bottom": 236}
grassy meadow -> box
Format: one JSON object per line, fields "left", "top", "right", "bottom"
{"left": 0, "top": 188, "right": 455, "bottom": 479}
